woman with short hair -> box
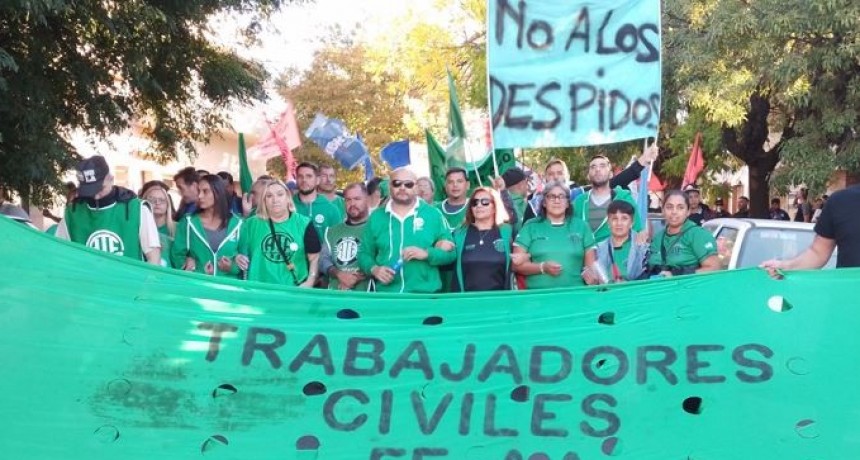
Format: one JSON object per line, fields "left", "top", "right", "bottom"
{"left": 648, "top": 190, "right": 720, "bottom": 277}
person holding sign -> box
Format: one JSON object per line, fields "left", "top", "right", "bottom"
{"left": 236, "top": 180, "right": 321, "bottom": 287}
{"left": 648, "top": 190, "right": 720, "bottom": 277}
{"left": 572, "top": 155, "right": 642, "bottom": 243}
{"left": 358, "top": 168, "right": 456, "bottom": 293}
{"left": 436, "top": 167, "right": 471, "bottom": 230}
{"left": 594, "top": 200, "right": 650, "bottom": 283}
{"left": 451, "top": 187, "right": 516, "bottom": 292}
{"left": 171, "top": 175, "right": 243, "bottom": 277}
{"left": 513, "top": 181, "right": 598, "bottom": 289}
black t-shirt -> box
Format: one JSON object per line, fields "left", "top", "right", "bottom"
{"left": 814, "top": 185, "right": 860, "bottom": 268}
{"left": 452, "top": 227, "right": 508, "bottom": 292}
{"left": 303, "top": 224, "right": 322, "bottom": 254}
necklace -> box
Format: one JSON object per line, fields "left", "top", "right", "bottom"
{"left": 476, "top": 227, "right": 492, "bottom": 245}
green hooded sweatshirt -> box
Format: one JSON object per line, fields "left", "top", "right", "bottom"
{"left": 572, "top": 186, "right": 642, "bottom": 243}
{"left": 171, "top": 214, "right": 243, "bottom": 277}
{"left": 358, "top": 199, "right": 456, "bottom": 293}
{"left": 293, "top": 193, "right": 343, "bottom": 240}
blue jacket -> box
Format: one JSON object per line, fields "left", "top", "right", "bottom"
{"left": 595, "top": 232, "right": 650, "bottom": 282}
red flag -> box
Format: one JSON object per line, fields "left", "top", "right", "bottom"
{"left": 682, "top": 132, "right": 704, "bottom": 188}
{"left": 248, "top": 103, "right": 302, "bottom": 180}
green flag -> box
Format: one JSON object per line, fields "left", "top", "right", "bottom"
{"left": 425, "top": 129, "right": 448, "bottom": 202}
{"left": 238, "top": 133, "right": 253, "bottom": 195}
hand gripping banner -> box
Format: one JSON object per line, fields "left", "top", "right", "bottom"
{"left": 0, "top": 216, "right": 858, "bottom": 459}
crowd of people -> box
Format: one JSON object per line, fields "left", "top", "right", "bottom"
{"left": 40, "top": 145, "right": 858, "bottom": 293}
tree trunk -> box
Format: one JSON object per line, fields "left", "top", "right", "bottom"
{"left": 747, "top": 163, "right": 771, "bottom": 218}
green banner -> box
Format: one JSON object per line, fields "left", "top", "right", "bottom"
{"left": 1, "top": 215, "right": 859, "bottom": 459}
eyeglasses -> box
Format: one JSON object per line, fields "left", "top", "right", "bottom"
{"left": 391, "top": 180, "right": 415, "bottom": 189}
{"left": 146, "top": 198, "right": 167, "bottom": 204}
{"left": 544, "top": 193, "right": 568, "bottom": 202}
{"left": 470, "top": 198, "right": 492, "bottom": 207}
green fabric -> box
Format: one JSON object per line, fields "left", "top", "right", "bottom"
{"left": 515, "top": 217, "right": 596, "bottom": 289}
{"left": 510, "top": 191, "right": 528, "bottom": 231}
{"left": 572, "top": 186, "right": 642, "bottom": 243}
{"left": 292, "top": 194, "right": 343, "bottom": 240}
{"left": 454, "top": 224, "right": 512, "bottom": 292}
{"left": 2, "top": 214, "right": 860, "bottom": 459}
{"left": 65, "top": 198, "right": 142, "bottom": 260}
{"left": 435, "top": 200, "right": 467, "bottom": 230}
{"left": 171, "top": 214, "right": 242, "bottom": 277}
{"left": 327, "top": 194, "right": 346, "bottom": 221}
{"left": 239, "top": 214, "right": 313, "bottom": 285}
{"left": 426, "top": 129, "right": 448, "bottom": 203}
{"left": 358, "top": 200, "right": 455, "bottom": 293}
{"left": 324, "top": 221, "right": 369, "bottom": 292}
{"left": 649, "top": 219, "right": 718, "bottom": 270}
{"left": 611, "top": 239, "right": 632, "bottom": 280}
{"left": 45, "top": 223, "right": 58, "bottom": 235}
{"left": 238, "top": 132, "right": 253, "bottom": 194}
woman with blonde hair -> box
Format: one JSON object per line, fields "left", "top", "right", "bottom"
{"left": 451, "top": 187, "right": 517, "bottom": 292}
{"left": 141, "top": 180, "right": 177, "bottom": 267}
{"left": 236, "top": 180, "right": 321, "bottom": 287}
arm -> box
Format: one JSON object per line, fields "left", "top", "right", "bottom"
{"left": 762, "top": 236, "right": 836, "bottom": 272}
{"left": 696, "top": 254, "right": 721, "bottom": 273}
{"left": 300, "top": 225, "right": 322, "bottom": 287}
{"left": 610, "top": 161, "right": 645, "bottom": 189}
{"left": 512, "top": 245, "right": 543, "bottom": 275}
{"left": 319, "top": 243, "right": 336, "bottom": 277}
{"left": 139, "top": 205, "right": 163, "bottom": 266}
{"left": 302, "top": 252, "right": 321, "bottom": 288}
{"left": 357, "top": 218, "right": 378, "bottom": 274}
{"left": 499, "top": 189, "right": 518, "bottom": 224}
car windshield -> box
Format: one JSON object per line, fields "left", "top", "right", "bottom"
{"left": 737, "top": 227, "right": 836, "bottom": 268}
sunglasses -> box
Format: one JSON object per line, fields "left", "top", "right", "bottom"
{"left": 391, "top": 180, "right": 415, "bottom": 189}
{"left": 470, "top": 198, "right": 492, "bottom": 207}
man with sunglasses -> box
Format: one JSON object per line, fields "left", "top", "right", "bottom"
{"left": 358, "top": 168, "right": 456, "bottom": 293}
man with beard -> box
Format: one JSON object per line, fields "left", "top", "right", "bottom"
{"left": 359, "top": 168, "right": 455, "bottom": 293}
{"left": 321, "top": 183, "right": 370, "bottom": 291}
{"left": 56, "top": 156, "right": 161, "bottom": 264}
{"left": 173, "top": 167, "right": 199, "bottom": 220}
{"left": 733, "top": 196, "right": 750, "bottom": 218}
{"left": 572, "top": 155, "right": 642, "bottom": 244}
{"left": 318, "top": 164, "right": 346, "bottom": 219}
{"left": 685, "top": 186, "right": 712, "bottom": 225}
{"left": 292, "top": 162, "right": 344, "bottom": 240}
{"left": 436, "top": 167, "right": 470, "bottom": 230}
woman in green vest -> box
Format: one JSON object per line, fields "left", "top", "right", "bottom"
{"left": 513, "top": 181, "right": 598, "bottom": 289}
{"left": 141, "top": 180, "right": 176, "bottom": 268}
{"left": 171, "top": 175, "right": 242, "bottom": 277}
{"left": 236, "top": 180, "right": 322, "bottom": 287}
{"left": 452, "top": 187, "right": 515, "bottom": 292}
{"left": 648, "top": 190, "right": 721, "bottom": 277}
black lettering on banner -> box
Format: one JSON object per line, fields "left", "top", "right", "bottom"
{"left": 440, "top": 344, "right": 476, "bottom": 381}
{"left": 596, "top": 10, "right": 618, "bottom": 55}
{"left": 490, "top": 77, "right": 508, "bottom": 129}
{"left": 565, "top": 7, "right": 590, "bottom": 52}
{"left": 288, "top": 334, "right": 335, "bottom": 375}
{"left": 569, "top": 83, "right": 597, "bottom": 131}
{"left": 478, "top": 344, "right": 524, "bottom": 384}
{"left": 533, "top": 83, "right": 562, "bottom": 130}
{"left": 614, "top": 24, "right": 639, "bottom": 53}
{"left": 686, "top": 345, "right": 727, "bottom": 384}
{"left": 506, "top": 83, "right": 537, "bottom": 129}
{"left": 733, "top": 344, "right": 774, "bottom": 383}
{"left": 529, "top": 346, "right": 572, "bottom": 383}
{"left": 412, "top": 391, "right": 454, "bottom": 435}
{"left": 649, "top": 94, "right": 661, "bottom": 128}
{"left": 390, "top": 341, "right": 434, "bottom": 380}
{"left": 344, "top": 337, "right": 385, "bottom": 376}
{"left": 484, "top": 394, "right": 519, "bottom": 437}
{"left": 580, "top": 393, "right": 620, "bottom": 438}
{"left": 632, "top": 98, "right": 653, "bottom": 126}
{"left": 370, "top": 448, "right": 407, "bottom": 459}
{"left": 241, "top": 327, "right": 286, "bottom": 368}
{"left": 582, "top": 346, "right": 629, "bottom": 385}
{"left": 323, "top": 389, "right": 369, "bottom": 431}
{"left": 598, "top": 88, "right": 607, "bottom": 132}
{"left": 458, "top": 393, "right": 475, "bottom": 435}
{"left": 636, "top": 345, "right": 679, "bottom": 385}
{"left": 531, "top": 394, "right": 572, "bottom": 437}
{"left": 496, "top": 0, "right": 526, "bottom": 48}
{"left": 527, "top": 19, "right": 553, "bottom": 50}
{"left": 609, "top": 90, "right": 631, "bottom": 130}
{"left": 198, "top": 322, "right": 238, "bottom": 362}
{"left": 636, "top": 23, "right": 660, "bottom": 63}
{"left": 412, "top": 448, "right": 449, "bottom": 459}
{"left": 379, "top": 390, "right": 394, "bottom": 435}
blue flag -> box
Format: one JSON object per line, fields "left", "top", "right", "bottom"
{"left": 638, "top": 165, "right": 651, "bottom": 228}
{"left": 362, "top": 156, "right": 375, "bottom": 181}
{"left": 304, "top": 113, "right": 369, "bottom": 170}
{"left": 380, "top": 140, "right": 411, "bottom": 169}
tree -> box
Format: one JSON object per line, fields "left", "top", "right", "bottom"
{"left": 275, "top": 41, "right": 415, "bottom": 185}
{"left": 665, "top": 0, "right": 860, "bottom": 216}
{"left": 0, "top": 0, "right": 296, "bottom": 205}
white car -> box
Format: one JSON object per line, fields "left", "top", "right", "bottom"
{"left": 703, "top": 218, "right": 837, "bottom": 270}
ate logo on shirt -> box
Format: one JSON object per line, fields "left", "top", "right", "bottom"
{"left": 335, "top": 237, "right": 360, "bottom": 265}
{"left": 261, "top": 232, "right": 298, "bottom": 263}
{"left": 86, "top": 230, "right": 125, "bottom": 255}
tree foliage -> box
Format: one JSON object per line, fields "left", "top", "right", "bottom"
{"left": 0, "top": 0, "right": 297, "bottom": 205}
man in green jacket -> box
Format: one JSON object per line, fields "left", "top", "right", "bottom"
{"left": 318, "top": 164, "right": 346, "bottom": 217}
{"left": 435, "top": 167, "right": 470, "bottom": 230}
{"left": 293, "top": 162, "right": 344, "bottom": 240}
{"left": 572, "top": 155, "right": 643, "bottom": 243}
{"left": 358, "top": 168, "right": 456, "bottom": 293}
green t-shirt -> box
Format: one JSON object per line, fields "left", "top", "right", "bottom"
{"left": 324, "top": 221, "right": 369, "bottom": 292}
{"left": 65, "top": 198, "right": 143, "bottom": 260}
{"left": 238, "top": 214, "right": 313, "bottom": 285}
{"left": 293, "top": 194, "right": 343, "bottom": 240}
{"left": 609, "top": 239, "right": 632, "bottom": 280}
{"left": 514, "top": 217, "right": 596, "bottom": 289}
{"left": 572, "top": 187, "right": 642, "bottom": 243}
{"left": 648, "top": 220, "right": 718, "bottom": 270}
{"left": 435, "top": 200, "right": 468, "bottom": 230}
{"left": 327, "top": 194, "right": 346, "bottom": 220}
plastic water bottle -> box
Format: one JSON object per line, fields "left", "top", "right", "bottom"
{"left": 390, "top": 258, "right": 404, "bottom": 272}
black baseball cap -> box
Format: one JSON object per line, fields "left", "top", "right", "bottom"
{"left": 502, "top": 167, "right": 528, "bottom": 188}
{"left": 76, "top": 156, "right": 110, "bottom": 198}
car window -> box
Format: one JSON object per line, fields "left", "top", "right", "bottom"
{"left": 715, "top": 227, "right": 739, "bottom": 269}
{"left": 737, "top": 228, "right": 816, "bottom": 268}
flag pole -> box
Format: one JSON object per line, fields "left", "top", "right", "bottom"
{"left": 484, "top": 18, "right": 500, "bottom": 180}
